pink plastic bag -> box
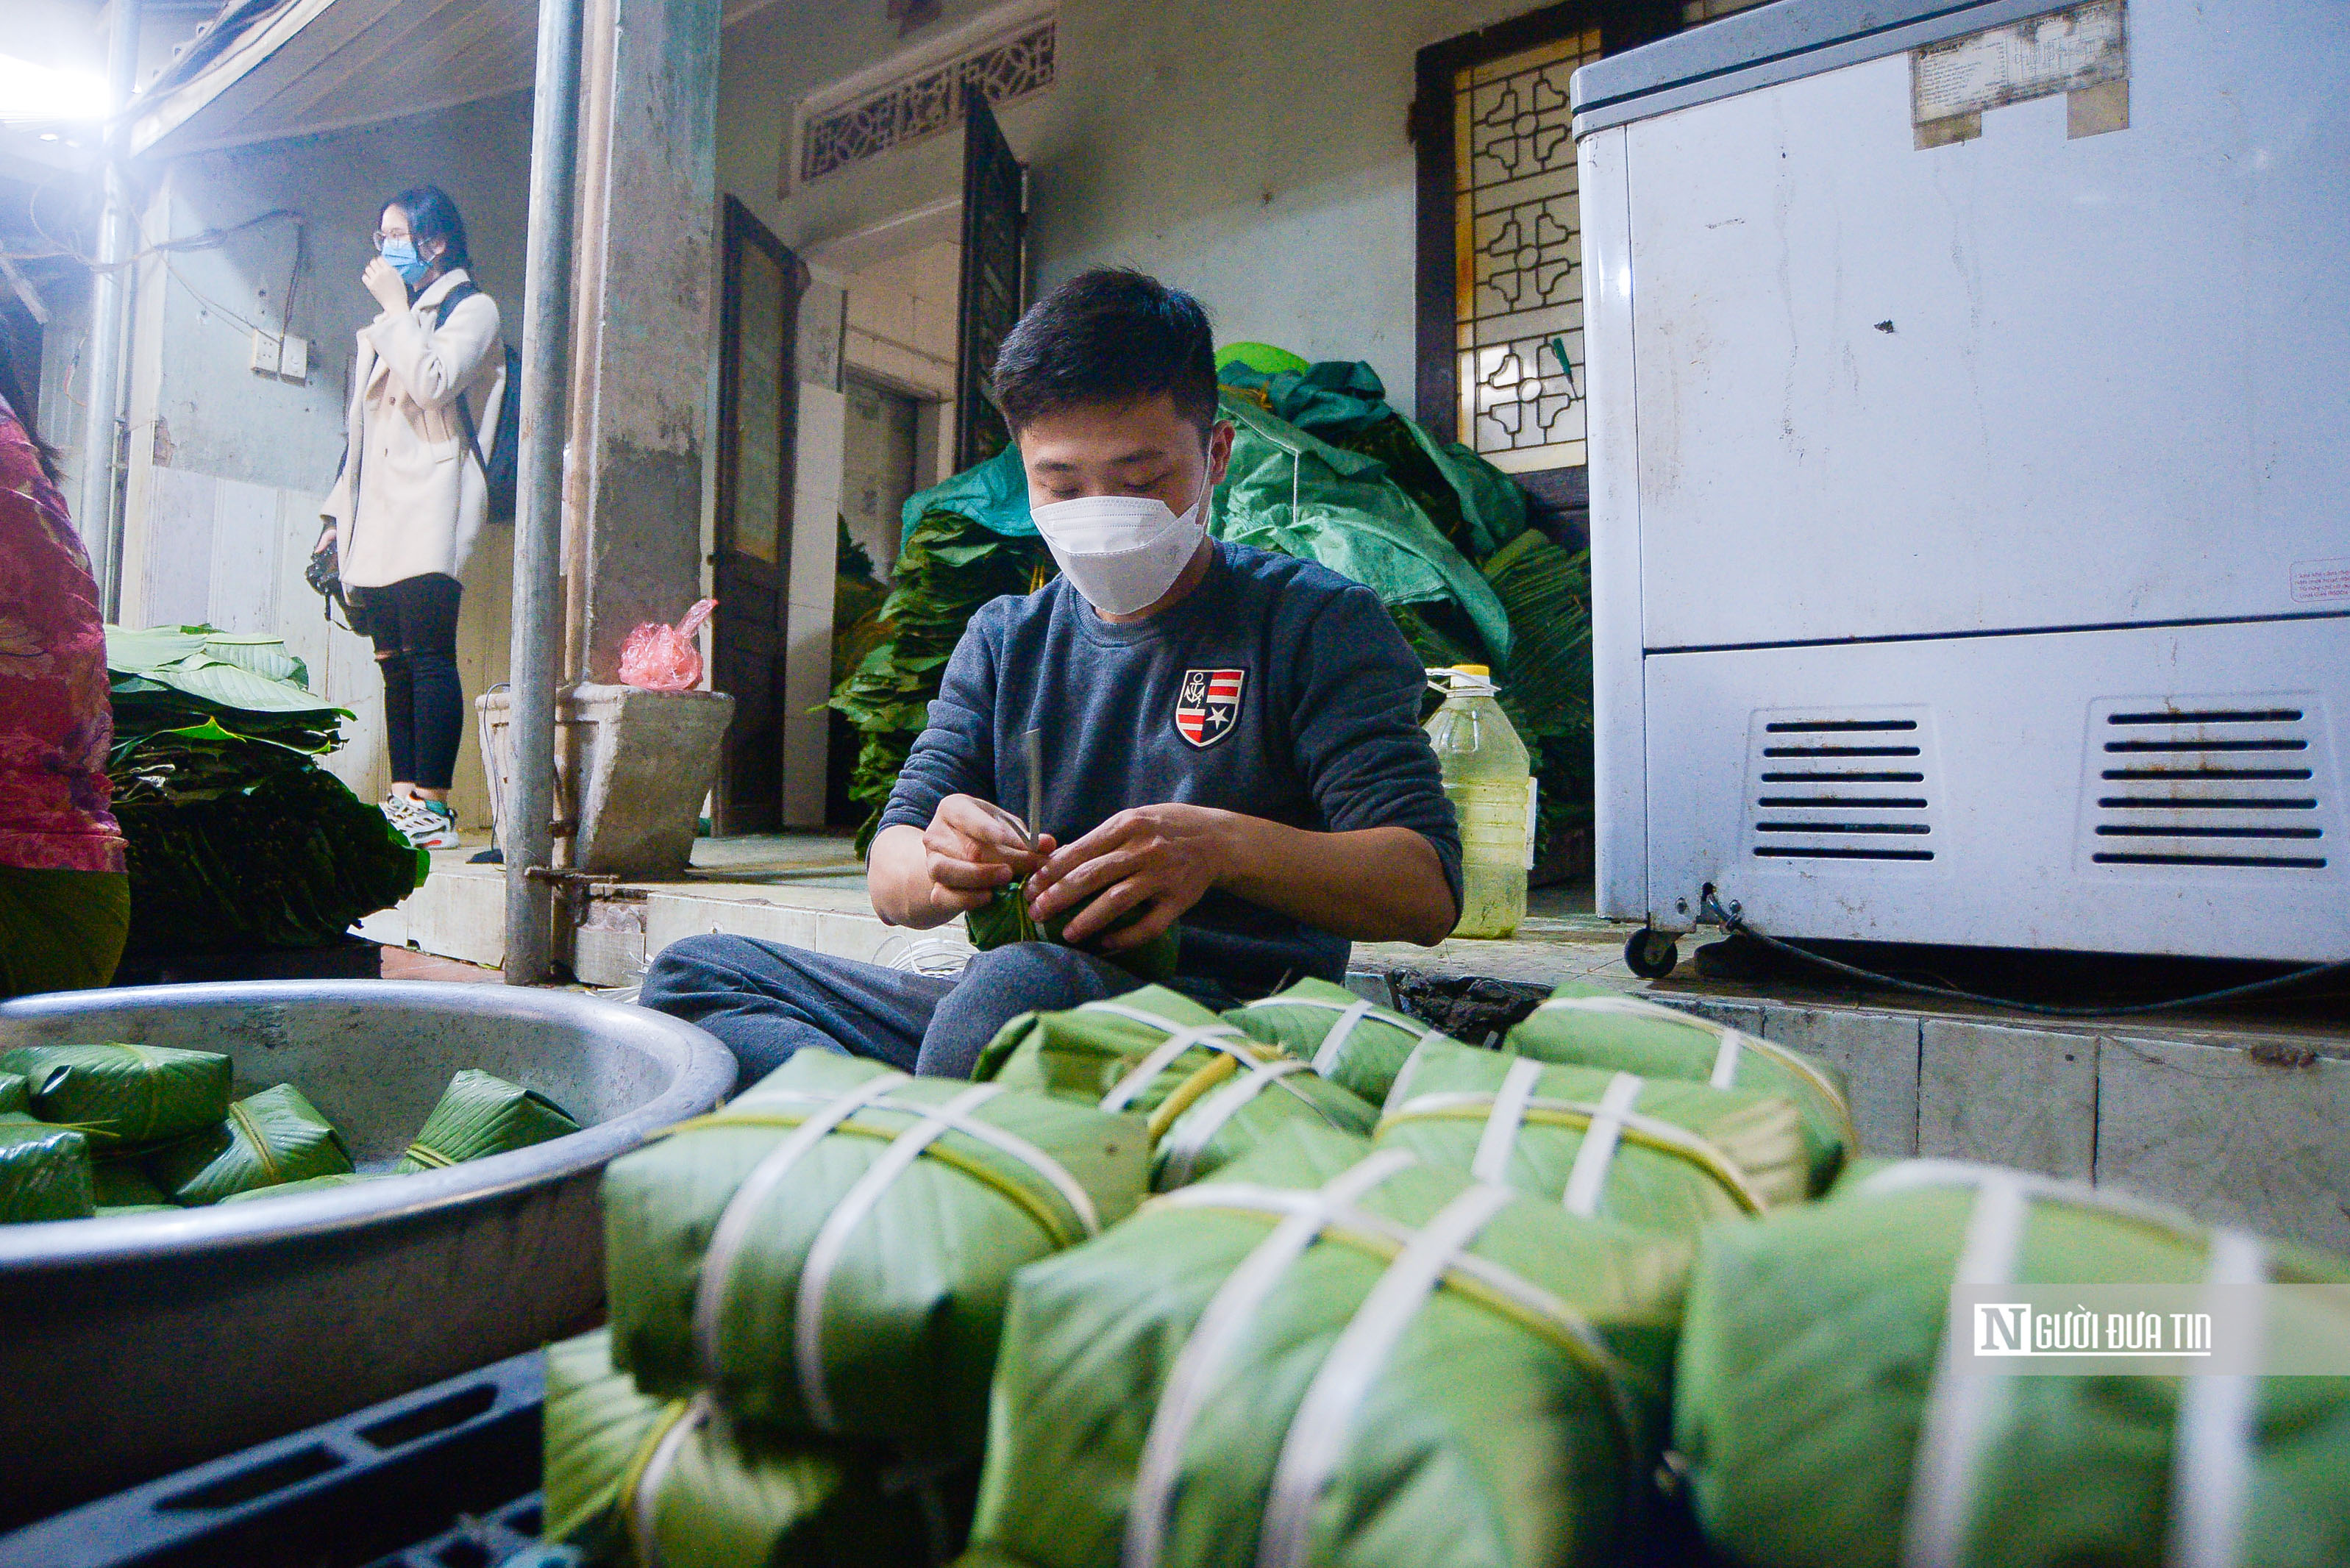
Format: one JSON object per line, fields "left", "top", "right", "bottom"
{"left": 618, "top": 598, "right": 717, "bottom": 691}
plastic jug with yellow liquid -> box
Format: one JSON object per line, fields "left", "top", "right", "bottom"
{"left": 1423, "top": 664, "right": 1535, "bottom": 939}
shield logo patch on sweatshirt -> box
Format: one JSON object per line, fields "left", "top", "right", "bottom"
{"left": 1175, "top": 668, "right": 1247, "bottom": 749}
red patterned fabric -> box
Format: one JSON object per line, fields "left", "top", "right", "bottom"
{"left": 0, "top": 393, "right": 124, "bottom": 873}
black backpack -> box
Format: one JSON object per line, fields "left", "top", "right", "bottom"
{"left": 436, "top": 282, "right": 521, "bottom": 522}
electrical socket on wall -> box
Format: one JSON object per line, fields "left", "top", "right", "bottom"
{"left": 249, "top": 327, "right": 281, "bottom": 375}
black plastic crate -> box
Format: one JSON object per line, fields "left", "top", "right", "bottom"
{"left": 0, "top": 1351, "right": 544, "bottom": 1568}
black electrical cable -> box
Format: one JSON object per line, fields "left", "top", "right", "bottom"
{"left": 1695, "top": 890, "right": 2350, "bottom": 1019}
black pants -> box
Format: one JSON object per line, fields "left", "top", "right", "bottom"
{"left": 349, "top": 573, "right": 463, "bottom": 791}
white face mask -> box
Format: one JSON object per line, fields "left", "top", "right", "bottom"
{"left": 1029, "top": 477, "right": 1211, "bottom": 616}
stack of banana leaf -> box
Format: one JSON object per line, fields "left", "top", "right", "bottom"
{"left": 104, "top": 625, "right": 427, "bottom": 955}
{"left": 827, "top": 488, "right": 1052, "bottom": 852}
{"left": 825, "top": 354, "right": 1592, "bottom": 860}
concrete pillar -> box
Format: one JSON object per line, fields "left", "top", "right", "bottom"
{"left": 544, "top": 0, "right": 735, "bottom": 882}
{"left": 564, "top": 0, "right": 724, "bottom": 681}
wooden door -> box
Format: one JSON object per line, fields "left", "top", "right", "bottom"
{"left": 955, "top": 90, "right": 1026, "bottom": 469}
{"left": 712, "top": 196, "right": 805, "bottom": 834}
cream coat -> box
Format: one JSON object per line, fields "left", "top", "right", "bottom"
{"left": 319, "top": 268, "right": 505, "bottom": 588}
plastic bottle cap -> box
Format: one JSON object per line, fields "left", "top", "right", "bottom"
{"left": 1450, "top": 663, "right": 1489, "bottom": 677}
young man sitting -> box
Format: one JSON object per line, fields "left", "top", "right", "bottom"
{"left": 641, "top": 268, "right": 1461, "bottom": 1080}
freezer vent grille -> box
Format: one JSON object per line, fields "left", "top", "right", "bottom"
{"left": 2087, "top": 702, "right": 2330, "bottom": 871}
{"left": 1746, "top": 710, "right": 1940, "bottom": 863}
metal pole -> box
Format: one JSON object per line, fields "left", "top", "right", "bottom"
{"left": 503, "top": 0, "right": 585, "bottom": 985}
{"left": 80, "top": 0, "right": 140, "bottom": 616}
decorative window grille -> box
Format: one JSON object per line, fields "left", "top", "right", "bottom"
{"left": 799, "top": 20, "right": 1055, "bottom": 184}
{"left": 1452, "top": 28, "right": 1603, "bottom": 474}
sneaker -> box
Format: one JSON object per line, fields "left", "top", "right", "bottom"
{"left": 396, "top": 799, "right": 464, "bottom": 851}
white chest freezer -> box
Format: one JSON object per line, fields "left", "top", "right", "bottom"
{"left": 1570, "top": 0, "right": 2349, "bottom": 963}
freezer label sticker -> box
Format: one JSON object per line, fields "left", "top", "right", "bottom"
{"left": 1912, "top": 1, "right": 2127, "bottom": 123}
{"left": 2290, "top": 558, "right": 2350, "bottom": 605}
{"left": 1175, "top": 669, "right": 1247, "bottom": 749}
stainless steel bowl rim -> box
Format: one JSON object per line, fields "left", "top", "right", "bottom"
{"left": 0, "top": 980, "right": 736, "bottom": 1272}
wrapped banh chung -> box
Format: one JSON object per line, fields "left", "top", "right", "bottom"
{"left": 1376, "top": 1036, "right": 1809, "bottom": 1235}
{"left": 1222, "top": 976, "right": 1455, "bottom": 1106}
{"left": 1676, "top": 1160, "right": 2350, "bottom": 1568}
{"left": 965, "top": 1123, "right": 1691, "bottom": 1568}
{"left": 0, "top": 1114, "right": 94, "bottom": 1222}
{"left": 148, "top": 1084, "right": 354, "bottom": 1205}
{"left": 604, "top": 1049, "right": 1150, "bottom": 1456}
{"left": 0, "top": 1041, "right": 231, "bottom": 1147}
{"left": 397, "top": 1068, "right": 580, "bottom": 1171}
{"left": 1505, "top": 983, "right": 1855, "bottom": 1191}
{"left": 543, "top": 1328, "right": 959, "bottom": 1568}
{"left": 977, "top": 986, "right": 1377, "bottom": 1190}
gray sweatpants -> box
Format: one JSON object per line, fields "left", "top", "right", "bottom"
{"left": 640, "top": 935, "right": 1233, "bottom": 1086}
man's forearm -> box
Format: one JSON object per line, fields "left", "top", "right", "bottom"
{"left": 1211, "top": 817, "right": 1456, "bottom": 947}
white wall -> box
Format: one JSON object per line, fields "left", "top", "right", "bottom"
{"left": 115, "top": 92, "right": 535, "bottom": 827}
{"left": 717, "top": 0, "right": 1556, "bottom": 418}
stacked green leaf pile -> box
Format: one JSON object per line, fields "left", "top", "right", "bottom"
{"left": 824, "top": 357, "right": 1592, "bottom": 862}
{"left": 827, "top": 488, "right": 1052, "bottom": 852}
{"left": 553, "top": 979, "right": 2350, "bottom": 1568}
{"left": 105, "top": 626, "right": 428, "bottom": 955}
{"left": 0, "top": 1051, "right": 581, "bottom": 1224}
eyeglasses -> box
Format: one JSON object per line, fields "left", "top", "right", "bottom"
{"left": 372, "top": 230, "right": 414, "bottom": 249}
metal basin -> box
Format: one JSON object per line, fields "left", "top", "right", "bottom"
{"left": 0, "top": 980, "right": 735, "bottom": 1525}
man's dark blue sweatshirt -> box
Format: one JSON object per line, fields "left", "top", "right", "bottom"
{"left": 878, "top": 540, "right": 1464, "bottom": 999}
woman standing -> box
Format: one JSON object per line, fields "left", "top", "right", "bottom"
{"left": 318, "top": 184, "right": 505, "bottom": 851}
{"left": 0, "top": 329, "right": 129, "bottom": 998}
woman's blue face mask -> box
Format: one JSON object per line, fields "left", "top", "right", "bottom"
{"left": 378, "top": 235, "right": 432, "bottom": 288}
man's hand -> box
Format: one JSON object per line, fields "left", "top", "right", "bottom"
{"left": 363, "top": 257, "right": 409, "bottom": 313}
{"left": 867, "top": 796, "right": 1055, "bottom": 930}
{"left": 1025, "top": 804, "right": 1233, "bottom": 952}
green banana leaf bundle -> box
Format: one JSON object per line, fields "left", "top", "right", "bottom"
{"left": 966, "top": 1122, "right": 1691, "bottom": 1568}
{"left": 218, "top": 1171, "right": 394, "bottom": 1203}
{"left": 1507, "top": 984, "right": 1856, "bottom": 1193}
{"left": 1376, "top": 1038, "right": 1809, "bottom": 1236}
{"left": 0, "top": 1116, "right": 96, "bottom": 1223}
{"left": 1676, "top": 1161, "right": 2350, "bottom": 1568}
{"left": 975, "top": 986, "right": 1379, "bottom": 1191}
{"left": 964, "top": 887, "right": 1181, "bottom": 986}
{"left": 545, "top": 1328, "right": 959, "bottom": 1568}
{"left": 90, "top": 1158, "right": 168, "bottom": 1209}
{"left": 829, "top": 501, "right": 1053, "bottom": 849}
{"left": 113, "top": 764, "right": 427, "bottom": 956}
{"left": 396, "top": 1069, "right": 580, "bottom": 1172}
{"left": 605, "top": 1050, "right": 1150, "bottom": 1456}
{"left": 0, "top": 1071, "right": 24, "bottom": 1115}
{"left": 1221, "top": 976, "right": 1453, "bottom": 1107}
{"left": 0, "top": 1042, "right": 232, "bottom": 1147}
{"left": 147, "top": 1083, "right": 353, "bottom": 1205}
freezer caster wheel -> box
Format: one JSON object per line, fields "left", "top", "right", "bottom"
{"left": 1626, "top": 928, "right": 1679, "bottom": 980}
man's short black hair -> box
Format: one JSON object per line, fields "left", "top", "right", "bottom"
{"left": 991, "top": 268, "right": 1219, "bottom": 435}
